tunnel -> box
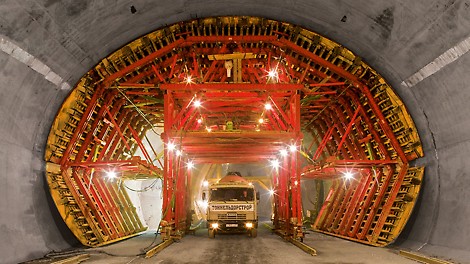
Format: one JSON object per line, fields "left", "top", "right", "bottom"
{"left": 1, "top": 1, "right": 470, "bottom": 264}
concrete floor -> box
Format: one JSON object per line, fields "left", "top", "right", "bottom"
{"left": 79, "top": 224, "right": 418, "bottom": 264}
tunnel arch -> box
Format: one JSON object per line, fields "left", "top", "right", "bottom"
{"left": 44, "top": 16, "right": 423, "bottom": 248}
{"left": 4, "top": 2, "right": 470, "bottom": 263}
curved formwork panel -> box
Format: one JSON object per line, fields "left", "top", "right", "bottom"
{"left": 44, "top": 16, "right": 423, "bottom": 247}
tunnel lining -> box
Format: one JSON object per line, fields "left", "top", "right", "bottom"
{"left": 44, "top": 16, "right": 423, "bottom": 247}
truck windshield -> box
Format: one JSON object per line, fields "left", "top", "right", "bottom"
{"left": 210, "top": 187, "right": 255, "bottom": 202}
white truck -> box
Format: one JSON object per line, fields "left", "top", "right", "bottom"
{"left": 204, "top": 172, "right": 258, "bottom": 238}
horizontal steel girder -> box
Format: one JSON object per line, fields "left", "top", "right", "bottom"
{"left": 69, "top": 157, "right": 162, "bottom": 177}
{"left": 160, "top": 83, "right": 303, "bottom": 91}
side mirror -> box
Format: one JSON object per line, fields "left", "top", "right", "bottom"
{"left": 256, "top": 191, "right": 260, "bottom": 201}
{"left": 202, "top": 192, "right": 206, "bottom": 201}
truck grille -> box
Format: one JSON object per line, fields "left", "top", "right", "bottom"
{"left": 217, "top": 213, "right": 247, "bottom": 220}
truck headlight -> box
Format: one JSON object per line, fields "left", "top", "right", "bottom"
{"left": 211, "top": 223, "right": 219, "bottom": 229}
{"left": 245, "top": 222, "right": 253, "bottom": 228}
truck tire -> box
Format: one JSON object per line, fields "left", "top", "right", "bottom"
{"left": 209, "top": 229, "right": 215, "bottom": 239}
{"left": 250, "top": 228, "right": 257, "bottom": 238}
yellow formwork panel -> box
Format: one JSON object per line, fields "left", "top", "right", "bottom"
{"left": 44, "top": 16, "right": 424, "bottom": 248}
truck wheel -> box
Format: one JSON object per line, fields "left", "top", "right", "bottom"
{"left": 250, "top": 228, "right": 257, "bottom": 238}
{"left": 209, "top": 229, "right": 215, "bottom": 239}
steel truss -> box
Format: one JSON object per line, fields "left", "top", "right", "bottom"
{"left": 45, "top": 17, "right": 423, "bottom": 247}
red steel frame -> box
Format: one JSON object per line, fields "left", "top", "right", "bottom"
{"left": 52, "top": 24, "right": 418, "bottom": 246}
{"left": 161, "top": 82, "right": 303, "bottom": 238}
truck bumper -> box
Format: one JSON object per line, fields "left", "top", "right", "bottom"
{"left": 207, "top": 220, "right": 258, "bottom": 232}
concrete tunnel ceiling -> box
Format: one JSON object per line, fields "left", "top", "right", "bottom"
{"left": 3, "top": 1, "right": 470, "bottom": 263}
{"left": 45, "top": 16, "right": 423, "bottom": 248}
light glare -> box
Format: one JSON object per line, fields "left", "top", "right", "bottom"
{"left": 280, "top": 149, "right": 288, "bottom": 157}
{"left": 185, "top": 75, "right": 193, "bottom": 84}
{"left": 187, "top": 161, "right": 194, "bottom": 169}
{"left": 106, "top": 171, "right": 117, "bottom": 179}
{"left": 344, "top": 172, "right": 354, "bottom": 180}
{"left": 271, "top": 159, "right": 280, "bottom": 169}
{"left": 268, "top": 69, "right": 278, "bottom": 78}
{"left": 194, "top": 100, "right": 202, "bottom": 108}
{"left": 264, "top": 103, "right": 272, "bottom": 110}
{"left": 289, "top": 144, "right": 297, "bottom": 152}
{"left": 167, "top": 142, "right": 175, "bottom": 151}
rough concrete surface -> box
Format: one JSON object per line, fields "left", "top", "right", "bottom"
{"left": 78, "top": 227, "right": 418, "bottom": 264}
{"left": 1, "top": 0, "right": 470, "bottom": 263}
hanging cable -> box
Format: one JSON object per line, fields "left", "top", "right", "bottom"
{"left": 305, "top": 83, "right": 352, "bottom": 127}
{"left": 123, "top": 179, "right": 161, "bottom": 192}
{"left": 115, "top": 86, "right": 161, "bottom": 136}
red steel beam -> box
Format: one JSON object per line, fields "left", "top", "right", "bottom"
{"left": 160, "top": 83, "right": 303, "bottom": 91}
{"left": 309, "top": 82, "right": 346, "bottom": 87}
{"left": 103, "top": 38, "right": 185, "bottom": 86}
{"left": 98, "top": 179, "right": 132, "bottom": 235}
{"left": 336, "top": 106, "right": 361, "bottom": 152}
{"left": 313, "top": 125, "right": 336, "bottom": 160}
{"left": 60, "top": 85, "right": 105, "bottom": 166}
{"left": 85, "top": 98, "right": 126, "bottom": 162}
{"left": 369, "top": 164, "right": 409, "bottom": 241}
{"left": 313, "top": 181, "right": 337, "bottom": 228}
{"left": 321, "top": 108, "right": 352, "bottom": 160}
{"left": 104, "top": 107, "right": 132, "bottom": 151}
{"left": 171, "top": 96, "right": 196, "bottom": 129}
{"left": 71, "top": 168, "right": 119, "bottom": 240}
{"left": 60, "top": 169, "right": 106, "bottom": 243}
{"left": 347, "top": 91, "right": 391, "bottom": 160}
{"left": 339, "top": 170, "right": 373, "bottom": 236}
{"left": 321, "top": 182, "right": 346, "bottom": 231}
{"left": 274, "top": 36, "right": 408, "bottom": 162}
{"left": 185, "top": 35, "right": 278, "bottom": 44}
{"left": 74, "top": 91, "right": 118, "bottom": 163}
{"left": 85, "top": 168, "right": 127, "bottom": 237}
{"left": 331, "top": 179, "right": 357, "bottom": 233}
{"left": 357, "top": 167, "right": 395, "bottom": 240}
{"left": 348, "top": 169, "right": 382, "bottom": 237}
{"left": 101, "top": 112, "right": 135, "bottom": 161}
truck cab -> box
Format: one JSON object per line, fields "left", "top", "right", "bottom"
{"left": 205, "top": 172, "right": 258, "bottom": 238}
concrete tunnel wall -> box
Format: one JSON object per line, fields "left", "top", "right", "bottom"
{"left": 0, "top": 0, "right": 469, "bottom": 263}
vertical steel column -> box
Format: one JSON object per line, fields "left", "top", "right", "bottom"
{"left": 162, "top": 92, "right": 175, "bottom": 227}
{"left": 174, "top": 156, "right": 186, "bottom": 232}
{"left": 185, "top": 162, "right": 192, "bottom": 231}
{"left": 289, "top": 148, "right": 302, "bottom": 236}
{"left": 281, "top": 156, "right": 290, "bottom": 233}
{"left": 272, "top": 166, "right": 281, "bottom": 230}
